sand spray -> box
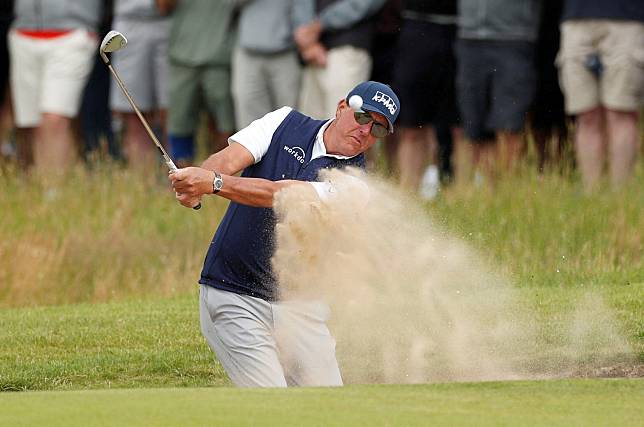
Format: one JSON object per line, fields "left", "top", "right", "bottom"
{"left": 272, "top": 168, "right": 633, "bottom": 384}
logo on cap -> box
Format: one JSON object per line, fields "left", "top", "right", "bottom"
{"left": 372, "top": 91, "right": 397, "bottom": 115}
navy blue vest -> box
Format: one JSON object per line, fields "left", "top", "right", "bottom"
{"left": 199, "top": 110, "right": 365, "bottom": 301}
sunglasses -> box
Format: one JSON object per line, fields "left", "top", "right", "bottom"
{"left": 353, "top": 111, "right": 389, "bottom": 138}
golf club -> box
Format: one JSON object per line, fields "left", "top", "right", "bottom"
{"left": 99, "top": 30, "right": 201, "bottom": 210}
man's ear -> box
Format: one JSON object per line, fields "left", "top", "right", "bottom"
{"left": 336, "top": 99, "right": 347, "bottom": 117}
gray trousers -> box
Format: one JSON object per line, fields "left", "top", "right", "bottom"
{"left": 199, "top": 285, "right": 343, "bottom": 387}
{"left": 231, "top": 47, "right": 301, "bottom": 129}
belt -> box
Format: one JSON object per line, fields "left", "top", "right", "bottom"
{"left": 401, "top": 11, "right": 457, "bottom": 26}
{"left": 16, "top": 28, "right": 73, "bottom": 38}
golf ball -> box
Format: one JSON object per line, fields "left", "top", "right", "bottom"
{"left": 348, "top": 95, "right": 363, "bottom": 111}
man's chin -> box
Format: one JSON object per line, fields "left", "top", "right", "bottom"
{"left": 347, "top": 146, "right": 362, "bottom": 157}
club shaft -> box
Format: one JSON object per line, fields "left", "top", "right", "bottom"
{"left": 102, "top": 49, "right": 201, "bottom": 210}
{"left": 106, "top": 63, "right": 177, "bottom": 172}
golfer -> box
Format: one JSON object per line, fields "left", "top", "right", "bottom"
{"left": 170, "top": 81, "right": 400, "bottom": 387}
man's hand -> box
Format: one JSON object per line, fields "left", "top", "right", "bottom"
{"left": 294, "top": 20, "right": 322, "bottom": 50}
{"left": 300, "top": 42, "right": 327, "bottom": 67}
{"left": 169, "top": 167, "right": 215, "bottom": 209}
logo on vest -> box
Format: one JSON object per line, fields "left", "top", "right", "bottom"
{"left": 372, "top": 91, "right": 397, "bottom": 115}
{"left": 283, "top": 145, "right": 305, "bottom": 164}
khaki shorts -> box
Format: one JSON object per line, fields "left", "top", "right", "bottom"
{"left": 557, "top": 20, "right": 644, "bottom": 114}
{"left": 9, "top": 28, "right": 97, "bottom": 127}
{"left": 298, "top": 45, "right": 372, "bottom": 120}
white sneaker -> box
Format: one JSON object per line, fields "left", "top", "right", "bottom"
{"left": 419, "top": 165, "right": 440, "bottom": 200}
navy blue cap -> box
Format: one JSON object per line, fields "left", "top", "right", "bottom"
{"left": 346, "top": 81, "right": 400, "bottom": 133}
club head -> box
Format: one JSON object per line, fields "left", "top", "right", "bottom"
{"left": 99, "top": 31, "right": 127, "bottom": 63}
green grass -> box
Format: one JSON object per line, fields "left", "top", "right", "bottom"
{"left": 0, "top": 294, "right": 228, "bottom": 391}
{"left": 1, "top": 285, "right": 641, "bottom": 392}
{"left": 1, "top": 161, "right": 643, "bottom": 425}
{"left": 1, "top": 380, "right": 643, "bottom": 426}
{"left": 429, "top": 170, "right": 643, "bottom": 288}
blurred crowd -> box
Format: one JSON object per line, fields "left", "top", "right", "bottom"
{"left": 0, "top": 0, "right": 642, "bottom": 195}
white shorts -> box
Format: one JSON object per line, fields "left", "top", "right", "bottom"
{"left": 109, "top": 18, "right": 170, "bottom": 112}
{"left": 9, "top": 28, "right": 97, "bottom": 127}
{"left": 298, "top": 45, "right": 372, "bottom": 120}
{"left": 199, "top": 285, "right": 343, "bottom": 387}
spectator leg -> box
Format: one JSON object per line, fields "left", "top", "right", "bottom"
{"left": 384, "top": 133, "right": 399, "bottom": 177}
{"left": 605, "top": 109, "right": 639, "bottom": 188}
{"left": 35, "top": 113, "right": 77, "bottom": 174}
{"left": 0, "top": 88, "right": 14, "bottom": 162}
{"left": 497, "top": 131, "right": 525, "bottom": 174}
{"left": 435, "top": 122, "right": 454, "bottom": 184}
{"left": 574, "top": 107, "right": 605, "bottom": 191}
{"left": 121, "top": 112, "right": 158, "bottom": 172}
{"left": 397, "top": 127, "right": 429, "bottom": 191}
{"left": 15, "top": 127, "right": 34, "bottom": 169}
{"left": 206, "top": 114, "right": 231, "bottom": 157}
{"left": 471, "top": 140, "right": 498, "bottom": 183}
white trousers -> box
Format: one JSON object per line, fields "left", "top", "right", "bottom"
{"left": 199, "top": 285, "right": 343, "bottom": 387}
{"left": 231, "top": 47, "right": 301, "bottom": 129}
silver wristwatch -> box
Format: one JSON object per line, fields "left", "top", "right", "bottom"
{"left": 212, "top": 171, "right": 223, "bottom": 194}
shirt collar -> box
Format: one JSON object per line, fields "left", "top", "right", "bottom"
{"left": 311, "top": 119, "right": 354, "bottom": 161}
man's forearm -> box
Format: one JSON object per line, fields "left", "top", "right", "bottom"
{"left": 218, "top": 176, "right": 315, "bottom": 208}
{"left": 170, "top": 167, "right": 317, "bottom": 209}
{"left": 200, "top": 153, "right": 227, "bottom": 173}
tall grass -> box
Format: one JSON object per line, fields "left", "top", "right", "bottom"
{"left": 0, "top": 164, "right": 226, "bottom": 307}
{"left": 429, "top": 166, "right": 643, "bottom": 288}
{"left": 0, "top": 161, "right": 642, "bottom": 308}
